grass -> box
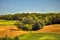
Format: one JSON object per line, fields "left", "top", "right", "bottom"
{"left": 0, "top": 20, "right": 17, "bottom": 26}
{"left": 0, "top": 33, "right": 60, "bottom": 40}
{"left": 18, "top": 33, "right": 60, "bottom": 40}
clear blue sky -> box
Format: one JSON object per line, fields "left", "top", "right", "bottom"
{"left": 0, "top": 0, "right": 60, "bottom": 14}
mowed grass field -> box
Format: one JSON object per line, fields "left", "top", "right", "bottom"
{"left": 0, "top": 20, "right": 60, "bottom": 40}
{"left": 0, "top": 20, "right": 17, "bottom": 26}
{"left": 18, "top": 33, "right": 60, "bottom": 40}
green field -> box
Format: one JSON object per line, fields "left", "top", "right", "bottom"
{"left": 18, "top": 33, "right": 60, "bottom": 40}
{"left": 0, "top": 33, "right": 60, "bottom": 40}
{"left": 0, "top": 20, "right": 17, "bottom": 26}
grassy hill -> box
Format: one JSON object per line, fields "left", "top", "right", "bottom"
{"left": 0, "top": 33, "right": 60, "bottom": 40}
{"left": 18, "top": 33, "right": 60, "bottom": 40}
{"left": 38, "top": 24, "right": 60, "bottom": 33}
{"left": 0, "top": 24, "right": 60, "bottom": 40}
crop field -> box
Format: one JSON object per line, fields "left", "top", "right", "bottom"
{"left": 0, "top": 24, "right": 60, "bottom": 40}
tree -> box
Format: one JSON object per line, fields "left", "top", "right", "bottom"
{"left": 32, "top": 22, "right": 40, "bottom": 31}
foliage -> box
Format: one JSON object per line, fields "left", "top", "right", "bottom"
{"left": 0, "top": 13, "right": 60, "bottom": 31}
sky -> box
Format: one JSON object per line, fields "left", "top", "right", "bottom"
{"left": 0, "top": 0, "right": 60, "bottom": 14}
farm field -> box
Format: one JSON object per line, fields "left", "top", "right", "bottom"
{"left": 37, "top": 24, "right": 60, "bottom": 33}
{"left": 0, "top": 24, "right": 60, "bottom": 40}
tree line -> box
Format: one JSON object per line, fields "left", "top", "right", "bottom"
{"left": 0, "top": 13, "right": 60, "bottom": 31}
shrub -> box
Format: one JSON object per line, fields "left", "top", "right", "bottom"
{"left": 15, "top": 21, "right": 32, "bottom": 31}
{"left": 14, "top": 36, "right": 19, "bottom": 40}
{"left": 15, "top": 21, "right": 23, "bottom": 29}
{"left": 32, "top": 22, "right": 40, "bottom": 30}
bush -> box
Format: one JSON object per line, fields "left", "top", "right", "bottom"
{"left": 14, "top": 36, "right": 19, "bottom": 40}
{"left": 15, "top": 21, "right": 23, "bottom": 29}
{"left": 15, "top": 21, "right": 32, "bottom": 31}
{"left": 32, "top": 22, "right": 40, "bottom": 30}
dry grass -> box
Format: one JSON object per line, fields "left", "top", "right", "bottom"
{"left": 38, "top": 24, "right": 60, "bottom": 33}
{"left": 0, "top": 26, "right": 28, "bottom": 38}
